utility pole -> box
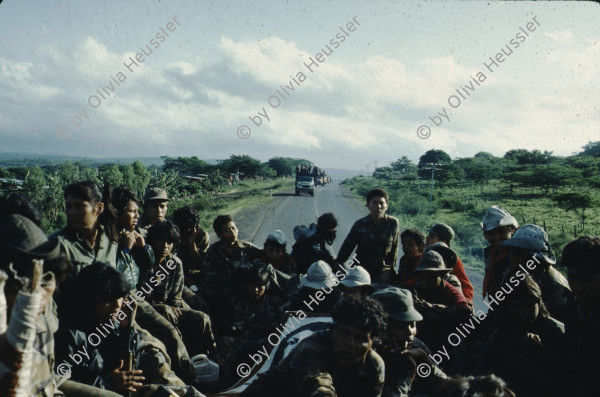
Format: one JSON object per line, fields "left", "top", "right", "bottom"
{"left": 427, "top": 163, "right": 441, "bottom": 203}
{"left": 366, "top": 164, "right": 370, "bottom": 176}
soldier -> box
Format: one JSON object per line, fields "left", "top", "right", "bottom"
{"left": 198, "top": 215, "right": 262, "bottom": 314}
{"left": 483, "top": 275, "right": 565, "bottom": 397}
{"left": 425, "top": 223, "right": 474, "bottom": 304}
{"left": 112, "top": 187, "right": 154, "bottom": 290}
{"left": 142, "top": 220, "right": 217, "bottom": 361}
{"left": 339, "top": 265, "right": 375, "bottom": 299}
{"left": 561, "top": 236, "right": 600, "bottom": 397}
{"left": 396, "top": 228, "right": 425, "bottom": 288}
{"left": 337, "top": 189, "right": 399, "bottom": 284}
{"left": 500, "top": 224, "right": 572, "bottom": 323}
{"left": 291, "top": 213, "right": 338, "bottom": 274}
{"left": 481, "top": 206, "right": 519, "bottom": 299}
{"left": 54, "top": 262, "right": 206, "bottom": 397}
{"left": 370, "top": 287, "right": 446, "bottom": 397}
{"left": 241, "top": 297, "right": 387, "bottom": 397}
{"left": 285, "top": 260, "right": 341, "bottom": 314}
{"left": 411, "top": 251, "right": 471, "bottom": 356}
{"left": 173, "top": 205, "right": 210, "bottom": 289}
{"left": 261, "top": 230, "right": 297, "bottom": 276}
{"left": 137, "top": 188, "right": 169, "bottom": 238}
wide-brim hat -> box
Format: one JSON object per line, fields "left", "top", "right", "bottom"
{"left": 371, "top": 287, "right": 423, "bottom": 322}
{"left": 300, "top": 260, "right": 338, "bottom": 289}
{"left": 425, "top": 242, "right": 457, "bottom": 269}
{"left": 293, "top": 223, "right": 317, "bottom": 243}
{"left": 412, "top": 250, "right": 451, "bottom": 274}
{"left": 501, "top": 224, "right": 556, "bottom": 265}
{"left": 339, "top": 265, "right": 375, "bottom": 292}
{"left": 0, "top": 214, "right": 60, "bottom": 259}
{"left": 481, "top": 205, "right": 519, "bottom": 232}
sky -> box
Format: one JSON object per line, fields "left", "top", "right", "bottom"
{"left": 0, "top": 0, "right": 598, "bottom": 170}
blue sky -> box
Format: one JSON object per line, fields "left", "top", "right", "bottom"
{"left": 0, "top": 0, "right": 598, "bottom": 169}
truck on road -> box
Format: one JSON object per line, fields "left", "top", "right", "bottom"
{"left": 295, "top": 164, "right": 318, "bottom": 196}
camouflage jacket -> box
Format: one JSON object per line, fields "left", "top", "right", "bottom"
{"left": 242, "top": 330, "right": 385, "bottom": 397}
{"left": 337, "top": 214, "right": 399, "bottom": 276}
{"left": 140, "top": 255, "right": 185, "bottom": 308}
{"left": 198, "top": 240, "right": 262, "bottom": 298}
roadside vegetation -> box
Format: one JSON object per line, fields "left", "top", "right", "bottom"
{"left": 342, "top": 142, "right": 600, "bottom": 276}
{"left": 0, "top": 155, "right": 304, "bottom": 233}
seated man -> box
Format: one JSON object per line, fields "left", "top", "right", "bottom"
{"left": 199, "top": 215, "right": 262, "bottom": 314}
{"left": 481, "top": 206, "right": 519, "bottom": 298}
{"left": 425, "top": 223, "right": 474, "bottom": 304}
{"left": 241, "top": 297, "right": 387, "bottom": 397}
{"left": 396, "top": 228, "right": 426, "bottom": 288}
{"left": 292, "top": 213, "right": 338, "bottom": 274}
{"left": 285, "top": 260, "right": 341, "bottom": 314}
{"left": 411, "top": 251, "right": 471, "bottom": 354}
{"left": 172, "top": 205, "right": 210, "bottom": 288}
{"left": 142, "top": 220, "right": 217, "bottom": 361}
{"left": 371, "top": 287, "right": 447, "bottom": 397}
{"left": 54, "top": 262, "right": 206, "bottom": 396}
{"left": 500, "top": 224, "right": 572, "bottom": 323}
{"left": 261, "top": 230, "right": 297, "bottom": 276}
{"left": 339, "top": 265, "right": 375, "bottom": 299}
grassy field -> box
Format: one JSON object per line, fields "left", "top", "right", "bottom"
{"left": 342, "top": 177, "right": 600, "bottom": 275}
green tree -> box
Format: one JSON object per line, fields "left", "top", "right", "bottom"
{"left": 579, "top": 141, "right": 600, "bottom": 157}
{"left": 554, "top": 192, "right": 598, "bottom": 231}
{"left": 527, "top": 165, "right": 581, "bottom": 195}
{"left": 22, "top": 167, "right": 47, "bottom": 208}
{"left": 219, "top": 155, "right": 263, "bottom": 178}
{"left": 100, "top": 165, "right": 123, "bottom": 187}
{"left": 418, "top": 149, "right": 451, "bottom": 168}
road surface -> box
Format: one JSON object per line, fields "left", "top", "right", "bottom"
{"left": 218, "top": 181, "right": 485, "bottom": 312}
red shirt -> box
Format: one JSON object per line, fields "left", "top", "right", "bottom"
{"left": 452, "top": 256, "right": 474, "bottom": 303}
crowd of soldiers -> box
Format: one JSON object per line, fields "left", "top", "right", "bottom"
{"left": 0, "top": 182, "right": 598, "bottom": 397}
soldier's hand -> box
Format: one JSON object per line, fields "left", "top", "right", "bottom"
{"left": 170, "top": 305, "right": 182, "bottom": 319}
{"left": 133, "top": 231, "right": 146, "bottom": 248}
{"left": 119, "top": 230, "right": 137, "bottom": 250}
{"left": 111, "top": 360, "right": 145, "bottom": 392}
{"left": 301, "top": 373, "right": 337, "bottom": 397}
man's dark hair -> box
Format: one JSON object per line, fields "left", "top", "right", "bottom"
{"left": 112, "top": 187, "right": 140, "bottom": 214}
{"left": 317, "top": 213, "right": 337, "bottom": 230}
{"left": 147, "top": 220, "right": 180, "bottom": 245}
{"left": 562, "top": 236, "right": 600, "bottom": 270}
{"left": 331, "top": 296, "right": 388, "bottom": 346}
{"left": 74, "top": 262, "right": 129, "bottom": 308}
{"left": 401, "top": 228, "right": 425, "bottom": 249}
{"left": 173, "top": 205, "right": 199, "bottom": 232}
{"left": 213, "top": 214, "right": 234, "bottom": 235}
{"left": 242, "top": 264, "right": 273, "bottom": 289}
{"left": 0, "top": 193, "right": 43, "bottom": 226}
{"left": 366, "top": 188, "right": 389, "bottom": 205}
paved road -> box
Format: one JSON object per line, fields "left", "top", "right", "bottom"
{"left": 229, "top": 181, "right": 485, "bottom": 312}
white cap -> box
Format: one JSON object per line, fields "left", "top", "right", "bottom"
{"left": 481, "top": 206, "right": 519, "bottom": 232}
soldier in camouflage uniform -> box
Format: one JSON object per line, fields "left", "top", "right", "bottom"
{"left": 55, "top": 263, "right": 206, "bottom": 397}
{"left": 142, "top": 221, "right": 216, "bottom": 360}
{"left": 173, "top": 205, "right": 210, "bottom": 289}
{"left": 198, "top": 215, "right": 262, "bottom": 315}
{"left": 241, "top": 297, "right": 387, "bottom": 397}
{"left": 214, "top": 265, "right": 283, "bottom": 387}
{"left": 482, "top": 275, "right": 565, "bottom": 397}
{"left": 500, "top": 224, "right": 572, "bottom": 323}
{"left": 336, "top": 189, "right": 399, "bottom": 284}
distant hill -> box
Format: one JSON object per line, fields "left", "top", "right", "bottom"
{"left": 0, "top": 151, "right": 165, "bottom": 168}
